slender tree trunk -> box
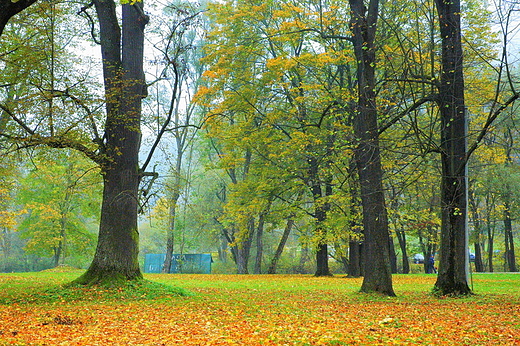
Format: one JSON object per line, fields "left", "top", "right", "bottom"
{"left": 349, "top": 0, "right": 394, "bottom": 296}
{"left": 254, "top": 210, "right": 268, "bottom": 274}
{"left": 389, "top": 237, "right": 398, "bottom": 274}
{"left": 469, "top": 186, "right": 484, "bottom": 272}
{"left": 396, "top": 229, "right": 410, "bottom": 274}
{"left": 348, "top": 240, "right": 362, "bottom": 277}
{"left": 223, "top": 227, "right": 237, "bottom": 264}
{"left": 433, "top": 0, "right": 471, "bottom": 295}
{"left": 503, "top": 203, "right": 518, "bottom": 272}
{"left": 474, "top": 242, "right": 484, "bottom": 272}
{"left": 267, "top": 217, "right": 294, "bottom": 274}
{"left": 162, "top": 199, "right": 177, "bottom": 273}
{"left": 75, "top": 1, "right": 147, "bottom": 285}
{"left": 162, "top": 177, "right": 182, "bottom": 273}
{"left": 54, "top": 216, "right": 66, "bottom": 267}
{"left": 486, "top": 219, "right": 494, "bottom": 272}
{"left": 308, "top": 158, "right": 332, "bottom": 277}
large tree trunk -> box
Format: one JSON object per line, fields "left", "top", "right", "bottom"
{"left": 349, "top": 0, "right": 395, "bottom": 296}
{"left": 74, "top": 1, "right": 147, "bottom": 285}
{"left": 433, "top": 0, "right": 471, "bottom": 295}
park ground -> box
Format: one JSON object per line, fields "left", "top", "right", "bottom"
{"left": 0, "top": 270, "right": 519, "bottom": 345}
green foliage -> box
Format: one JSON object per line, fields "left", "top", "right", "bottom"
{"left": 15, "top": 149, "right": 100, "bottom": 267}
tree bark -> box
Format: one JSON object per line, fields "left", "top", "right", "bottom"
{"left": 267, "top": 217, "right": 294, "bottom": 274}
{"left": 0, "top": 0, "right": 38, "bottom": 36}
{"left": 162, "top": 171, "right": 182, "bottom": 273}
{"left": 307, "top": 157, "right": 332, "bottom": 277}
{"left": 348, "top": 240, "right": 362, "bottom": 277}
{"left": 254, "top": 210, "right": 267, "bottom": 274}
{"left": 235, "top": 219, "right": 255, "bottom": 274}
{"left": 474, "top": 242, "right": 484, "bottom": 272}
{"left": 74, "top": 1, "right": 147, "bottom": 285}
{"left": 389, "top": 237, "right": 398, "bottom": 274}
{"left": 469, "top": 185, "right": 484, "bottom": 272}
{"left": 433, "top": 0, "right": 471, "bottom": 295}
{"left": 503, "top": 203, "right": 518, "bottom": 272}
{"left": 349, "top": 0, "right": 395, "bottom": 296}
{"left": 395, "top": 229, "right": 410, "bottom": 274}
{"left": 486, "top": 216, "right": 494, "bottom": 272}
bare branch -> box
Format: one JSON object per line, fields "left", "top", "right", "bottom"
{"left": 0, "top": 103, "right": 35, "bottom": 135}
{"left": 465, "top": 93, "right": 520, "bottom": 168}
{"left": 378, "top": 94, "right": 438, "bottom": 134}
{"left": 77, "top": 2, "right": 100, "bottom": 45}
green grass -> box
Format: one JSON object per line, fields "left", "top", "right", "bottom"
{"left": 1, "top": 269, "right": 517, "bottom": 304}
{"left": 0, "top": 270, "right": 518, "bottom": 345}
{"left": 0, "top": 269, "right": 190, "bottom": 304}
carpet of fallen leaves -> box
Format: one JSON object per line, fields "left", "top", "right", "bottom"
{"left": 1, "top": 273, "right": 519, "bottom": 345}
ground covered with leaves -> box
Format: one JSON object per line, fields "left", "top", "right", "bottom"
{"left": 0, "top": 270, "right": 519, "bottom": 345}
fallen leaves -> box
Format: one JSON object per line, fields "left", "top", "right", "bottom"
{"left": 0, "top": 274, "right": 519, "bottom": 345}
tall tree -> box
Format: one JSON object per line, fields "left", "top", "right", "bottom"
{"left": 74, "top": 0, "right": 149, "bottom": 284}
{"left": 433, "top": 0, "right": 471, "bottom": 295}
{"left": 150, "top": 3, "right": 204, "bottom": 273}
{"left": 1, "top": 0, "right": 152, "bottom": 284}
{"left": 348, "top": 0, "right": 395, "bottom": 295}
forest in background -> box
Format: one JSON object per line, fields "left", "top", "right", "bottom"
{"left": 1, "top": 0, "right": 519, "bottom": 280}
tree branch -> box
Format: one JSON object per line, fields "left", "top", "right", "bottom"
{"left": 77, "top": 1, "right": 100, "bottom": 45}
{"left": 464, "top": 93, "right": 520, "bottom": 171}
{"left": 0, "top": 0, "right": 38, "bottom": 36}
{"left": 0, "top": 103, "right": 35, "bottom": 135}
{"left": 378, "top": 94, "right": 438, "bottom": 134}
{"left": 0, "top": 133, "right": 101, "bottom": 163}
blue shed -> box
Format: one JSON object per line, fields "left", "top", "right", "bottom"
{"left": 144, "top": 253, "right": 213, "bottom": 274}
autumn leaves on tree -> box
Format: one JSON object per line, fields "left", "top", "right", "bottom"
{"left": 1, "top": 0, "right": 519, "bottom": 295}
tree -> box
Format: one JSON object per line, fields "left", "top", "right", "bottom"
{"left": 199, "top": 0, "right": 363, "bottom": 276}
{"left": 17, "top": 150, "right": 100, "bottom": 267}
{"left": 348, "top": 0, "right": 395, "bottom": 296}
{"left": 144, "top": 3, "right": 205, "bottom": 274}
{"left": 73, "top": 0, "right": 149, "bottom": 285}
{"left": 1, "top": 0, "right": 151, "bottom": 284}
{"left": 433, "top": 0, "right": 471, "bottom": 296}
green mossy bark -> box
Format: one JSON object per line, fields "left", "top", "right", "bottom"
{"left": 72, "top": 269, "right": 143, "bottom": 287}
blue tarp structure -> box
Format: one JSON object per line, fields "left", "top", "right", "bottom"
{"left": 144, "top": 253, "right": 213, "bottom": 274}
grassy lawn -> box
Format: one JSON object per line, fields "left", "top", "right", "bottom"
{"left": 0, "top": 270, "right": 519, "bottom": 345}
